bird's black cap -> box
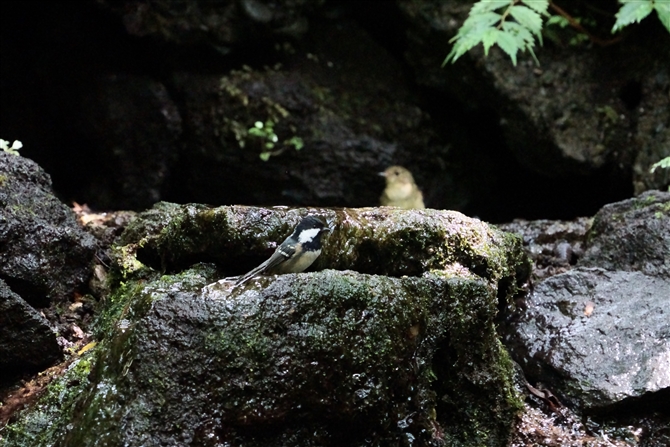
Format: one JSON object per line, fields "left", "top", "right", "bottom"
{"left": 295, "top": 215, "right": 326, "bottom": 231}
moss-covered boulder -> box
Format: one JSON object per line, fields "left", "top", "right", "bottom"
{"left": 3, "top": 204, "right": 530, "bottom": 447}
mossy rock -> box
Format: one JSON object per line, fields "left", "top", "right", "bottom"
{"left": 4, "top": 205, "right": 530, "bottom": 447}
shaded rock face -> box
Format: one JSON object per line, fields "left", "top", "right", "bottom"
{"left": 159, "top": 19, "right": 450, "bottom": 210}
{"left": 3, "top": 205, "right": 531, "bottom": 446}
{"left": 0, "top": 280, "right": 61, "bottom": 380}
{"left": 397, "top": 0, "right": 670, "bottom": 184}
{"left": 6, "top": 1, "right": 653, "bottom": 221}
{"left": 0, "top": 153, "right": 98, "bottom": 307}
{"left": 497, "top": 217, "right": 591, "bottom": 281}
{"left": 80, "top": 75, "right": 182, "bottom": 209}
{"left": 579, "top": 190, "right": 670, "bottom": 276}
{"left": 104, "top": 0, "right": 324, "bottom": 46}
{"left": 393, "top": 0, "right": 670, "bottom": 218}
{"left": 3, "top": 2, "right": 454, "bottom": 213}
{"left": 506, "top": 191, "right": 670, "bottom": 414}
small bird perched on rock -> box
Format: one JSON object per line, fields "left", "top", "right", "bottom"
{"left": 235, "top": 215, "right": 331, "bottom": 286}
{"left": 379, "top": 165, "right": 425, "bottom": 209}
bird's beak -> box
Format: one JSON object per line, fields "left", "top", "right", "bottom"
{"left": 378, "top": 171, "right": 387, "bottom": 177}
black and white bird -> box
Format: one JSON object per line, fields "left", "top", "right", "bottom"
{"left": 235, "top": 215, "right": 331, "bottom": 285}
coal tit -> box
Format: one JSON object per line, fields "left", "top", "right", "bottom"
{"left": 235, "top": 215, "right": 331, "bottom": 285}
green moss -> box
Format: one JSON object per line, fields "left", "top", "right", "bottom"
{"left": 200, "top": 271, "right": 521, "bottom": 445}
{"left": 6, "top": 205, "right": 528, "bottom": 446}
{"left": 1, "top": 353, "right": 97, "bottom": 447}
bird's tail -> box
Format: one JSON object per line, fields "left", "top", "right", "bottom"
{"left": 234, "top": 260, "right": 270, "bottom": 286}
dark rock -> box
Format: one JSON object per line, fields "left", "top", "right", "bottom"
{"left": 497, "top": 217, "right": 591, "bottom": 281}
{"left": 117, "top": 203, "right": 530, "bottom": 289}
{"left": 4, "top": 205, "right": 530, "bottom": 446}
{"left": 166, "top": 19, "right": 450, "bottom": 209}
{"left": 34, "top": 269, "right": 522, "bottom": 447}
{"left": 0, "top": 279, "right": 61, "bottom": 380}
{"left": 504, "top": 192, "right": 670, "bottom": 417}
{"left": 579, "top": 190, "right": 670, "bottom": 276}
{"left": 0, "top": 152, "right": 98, "bottom": 307}
{"left": 397, "top": 0, "right": 670, "bottom": 184}
{"left": 80, "top": 75, "right": 182, "bottom": 209}
{"left": 507, "top": 268, "right": 670, "bottom": 412}
{"left": 632, "top": 71, "right": 670, "bottom": 194}
{"left": 102, "top": 0, "right": 324, "bottom": 45}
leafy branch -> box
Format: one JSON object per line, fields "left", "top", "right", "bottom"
{"left": 444, "top": 0, "right": 670, "bottom": 66}
{"left": 612, "top": 0, "right": 670, "bottom": 33}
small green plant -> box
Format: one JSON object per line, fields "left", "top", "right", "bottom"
{"left": 445, "top": 0, "right": 670, "bottom": 66}
{"left": 0, "top": 138, "right": 23, "bottom": 155}
{"left": 247, "top": 120, "right": 304, "bottom": 161}
{"left": 650, "top": 156, "right": 670, "bottom": 192}
{"left": 649, "top": 157, "right": 670, "bottom": 174}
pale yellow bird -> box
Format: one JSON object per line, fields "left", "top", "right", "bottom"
{"left": 379, "top": 165, "right": 425, "bottom": 209}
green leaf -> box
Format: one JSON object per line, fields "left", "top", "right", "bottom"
{"left": 527, "top": 45, "right": 539, "bottom": 66}
{"left": 546, "top": 15, "right": 569, "bottom": 27}
{"left": 259, "top": 152, "right": 271, "bottom": 161}
{"left": 612, "top": 0, "right": 654, "bottom": 32}
{"left": 522, "top": 0, "right": 549, "bottom": 15}
{"left": 496, "top": 30, "right": 520, "bottom": 65}
{"left": 287, "top": 136, "right": 304, "bottom": 150}
{"left": 481, "top": 28, "right": 501, "bottom": 55}
{"left": 650, "top": 156, "right": 670, "bottom": 173}
{"left": 444, "top": 0, "right": 547, "bottom": 66}
{"left": 470, "top": 0, "right": 512, "bottom": 15}
{"left": 510, "top": 5, "right": 543, "bottom": 35}
{"left": 655, "top": 2, "right": 670, "bottom": 33}
{"left": 453, "top": 11, "right": 502, "bottom": 41}
{"left": 444, "top": 11, "right": 501, "bottom": 64}
{"left": 502, "top": 21, "right": 535, "bottom": 47}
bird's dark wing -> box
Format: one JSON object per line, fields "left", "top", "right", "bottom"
{"left": 235, "top": 242, "right": 296, "bottom": 285}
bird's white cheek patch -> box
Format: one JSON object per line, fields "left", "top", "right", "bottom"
{"left": 298, "top": 228, "right": 321, "bottom": 243}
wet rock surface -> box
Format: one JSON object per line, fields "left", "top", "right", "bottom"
{"left": 0, "top": 152, "right": 98, "bottom": 308}
{"left": 0, "top": 280, "right": 61, "bottom": 381}
{"left": 503, "top": 191, "right": 670, "bottom": 445}
{"left": 497, "top": 217, "right": 591, "bottom": 281}
{"left": 507, "top": 268, "right": 670, "bottom": 410}
{"left": 3, "top": 205, "right": 530, "bottom": 446}
{"left": 118, "top": 203, "right": 529, "bottom": 288}
{"left": 65, "top": 270, "right": 519, "bottom": 446}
